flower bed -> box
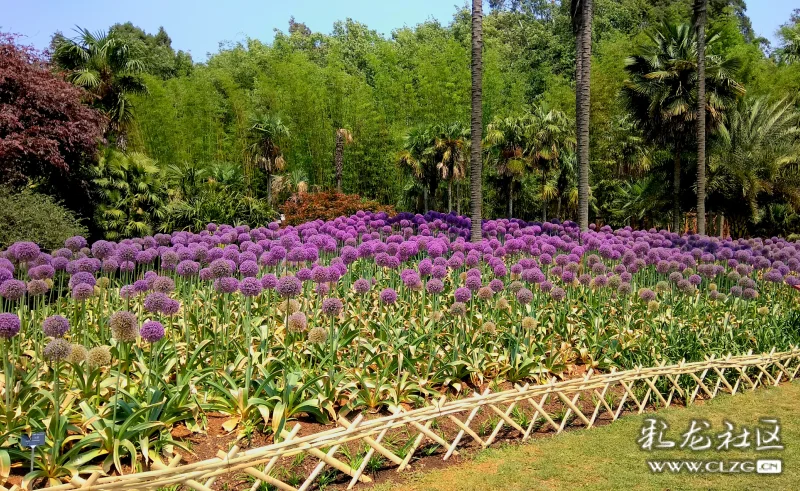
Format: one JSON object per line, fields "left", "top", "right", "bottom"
{"left": 0, "top": 211, "right": 799, "bottom": 487}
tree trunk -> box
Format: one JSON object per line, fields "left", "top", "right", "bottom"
{"left": 694, "top": 0, "right": 707, "bottom": 235}
{"left": 423, "top": 186, "right": 429, "bottom": 213}
{"left": 577, "top": 0, "right": 593, "bottom": 233}
{"left": 557, "top": 196, "right": 562, "bottom": 220}
{"left": 334, "top": 130, "right": 344, "bottom": 192}
{"left": 448, "top": 179, "right": 453, "bottom": 212}
{"left": 508, "top": 183, "right": 513, "bottom": 219}
{"left": 542, "top": 170, "right": 548, "bottom": 222}
{"left": 672, "top": 152, "right": 681, "bottom": 232}
{"left": 718, "top": 214, "right": 724, "bottom": 239}
{"left": 267, "top": 172, "right": 273, "bottom": 207}
{"left": 469, "top": 0, "right": 483, "bottom": 242}
{"left": 457, "top": 182, "right": 461, "bottom": 216}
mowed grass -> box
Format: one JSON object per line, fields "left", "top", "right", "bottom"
{"left": 376, "top": 382, "right": 800, "bottom": 491}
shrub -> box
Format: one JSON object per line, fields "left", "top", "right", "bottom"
{"left": 163, "top": 189, "right": 277, "bottom": 232}
{"left": 0, "top": 187, "right": 88, "bottom": 250}
{"left": 281, "top": 191, "right": 396, "bottom": 225}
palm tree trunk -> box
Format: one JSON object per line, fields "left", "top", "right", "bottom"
{"left": 267, "top": 172, "right": 273, "bottom": 206}
{"left": 672, "top": 152, "right": 681, "bottom": 232}
{"left": 457, "top": 182, "right": 461, "bottom": 216}
{"left": 694, "top": 0, "right": 707, "bottom": 235}
{"left": 423, "top": 186, "right": 429, "bottom": 213}
{"left": 334, "top": 130, "right": 344, "bottom": 192}
{"left": 557, "top": 196, "right": 562, "bottom": 220}
{"left": 718, "top": 214, "right": 724, "bottom": 238}
{"left": 508, "top": 183, "right": 513, "bottom": 219}
{"left": 469, "top": 0, "right": 483, "bottom": 242}
{"left": 542, "top": 170, "right": 548, "bottom": 222}
{"left": 577, "top": 0, "right": 593, "bottom": 233}
{"left": 448, "top": 179, "right": 453, "bottom": 212}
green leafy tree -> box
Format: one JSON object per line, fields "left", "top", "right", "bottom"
{"left": 623, "top": 21, "right": 744, "bottom": 232}
{"left": 485, "top": 114, "right": 534, "bottom": 218}
{"left": 708, "top": 97, "right": 800, "bottom": 231}
{"left": 52, "top": 28, "right": 147, "bottom": 148}
{"left": 434, "top": 122, "right": 469, "bottom": 212}
{"left": 248, "top": 113, "right": 290, "bottom": 206}
{"left": 92, "top": 150, "right": 168, "bottom": 239}
{"left": 398, "top": 125, "right": 438, "bottom": 212}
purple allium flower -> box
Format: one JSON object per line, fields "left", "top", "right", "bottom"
{"left": 27, "top": 279, "right": 49, "bottom": 296}
{"left": 0, "top": 313, "right": 21, "bottom": 339}
{"left": 43, "top": 315, "right": 69, "bottom": 338}
{"left": 65, "top": 236, "right": 87, "bottom": 252}
{"left": 550, "top": 287, "right": 567, "bottom": 301}
{"left": 315, "top": 283, "right": 330, "bottom": 296}
{"left": 449, "top": 301, "right": 467, "bottom": 316}
{"left": 144, "top": 292, "right": 169, "bottom": 313}
{"left": 43, "top": 338, "right": 71, "bottom": 362}
{"left": 140, "top": 321, "right": 165, "bottom": 343}
{"left": 688, "top": 274, "right": 702, "bottom": 286}
{"left": 297, "top": 268, "right": 313, "bottom": 282}
{"left": 109, "top": 311, "right": 139, "bottom": 342}
{"left": 539, "top": 280, "right": 553, "bottom": 292}
{"left": 71, "top": 283, "right": 94, "bottom": 301}
{"left": 639, "top": 289, "right": 656, "bottom": 302}
{"left": 209, "top": 258, "right": 234, "bottom": 278}
{"left": 743, "top": 288, "right": 758, "bottom": 300}
{"left": 321, "top": 297, "right": 344, "bottom": 317}
{"left": 489, "top": 279, "right": 504, "bottom": 292}
{"left": 380, "top": 288, "right": 398, "bottom": 305}
{"left": 353, "top": 278, "right": 371, "bottom": 294}
{"left": 277, "top": 275, "right": 302, "bottom": 297}
{"left": 91, "top": 240, "right": 114, "bottom": 260}
{"left": 730, "top": 286, "right": 743, "bottom": 297}
{"left": 239, "top": 277, "right": 263, "bottom": 297}
{"left": 516, "top": 287, "right": 534, "bottom": 304}
{"left": 120, "top": 285, "right": 137, "bottom": 299}
{"left": 465, "top": 275, "right": 482, "bottom": 292}
{"left": 68, "top": 272, "right": 96, "bottom": 289}
{"left": 260, "top": 273, "right": 278, "bottom": 290}
{"left": 765, "top": 269, "right": 784, "bottom": 283}
{"left": 162, "top": 299, "right": 181, "bottom": 316}
{"left": 214, "top": 277, "right": 240, "bottom": 294}
{"left": 153, "top": 276, "right": 175, "bottom": 293}
{"left": 426, "top": 278, "right": 444, "bottom": 294}
{"left": 454, "top": 287, "right": 472, "bottom": 303}
{"left": 12, "top": 242, "right": 40, "bottom": 262}
{"left": 431, "top": 265, "right": 448, "bottom": 279}
{"left": 177, "top": 260, "right": 200, "bottom": 277}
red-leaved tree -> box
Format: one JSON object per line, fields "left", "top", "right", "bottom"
{"left": 0, "top": 34, "right": 105, "bottom": 206}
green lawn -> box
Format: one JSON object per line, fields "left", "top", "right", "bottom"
{"left": 376, "top": 382, "right": 800, "bottom": 491}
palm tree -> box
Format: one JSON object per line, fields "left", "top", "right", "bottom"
{"left": 334, "top": 128, "right": 353, "bottom": 192}
{"left": 708, "top": 97, "right": 800, "bottom": 227}
{"left": 485, "top": 114, "right": 534, "bottom": 218}
{"left": 399, "top": 125, "right": 437, "bottom": 212}
{"left": 571, "top": 0, "right": 593, "bottom": 232}
{"left": 694, "top": 0, "right": 708, "bottom": 235}
{"left": 272, "top": 168, "right": 310, "bottom": 204}
{"left": 92, "top": 150, "right": 168, "bottom": 239}
{"left": 52, "top": 27, "right": 147, "bottom": 148}
{"left": 249, "top": 113, "right": 290, "bottom": 206}
{"left": 470, "top": 0, "right": 484, "bottom": 241}
{"left": 529, "top": 107, "right": 575, "bottom": 222}
{"left": 434, "top": 122, "right": 469, "bottom": 212}
{"left": 623, "top": 22, "right": 744, "bottom": 232}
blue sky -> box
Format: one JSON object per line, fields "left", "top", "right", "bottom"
{"left": 1, "top": 0, "right": 796, "bottom": 60}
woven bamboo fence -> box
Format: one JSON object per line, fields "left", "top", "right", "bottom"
{"left": 4, "top": 347, "right": 799, "bottom": 491}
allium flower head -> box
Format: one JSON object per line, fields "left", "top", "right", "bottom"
{"left": 639, "top": 288, "right": 656, "bottom": 302}
{"left": 0, "top": 279, "right": 26, "bottom": 301}
{"left": 0, "top": 313, "right": 21, "bottom": 339}
{"left": 43, "top": 315, "right": 69, "bottom": 338}
{"left": 162, "top": 299, "right": 181, "bottom": 316}
{"left": 477, "top": 286, "right": 493, "bottom": 300}
{"left": 521, "top": 316, "right": 537, "bottom": 330}
{"left": 140, "top": 321, "right": 165, "bottom": 343}
{"left": 287, "top": 312, "right": 308, "bottom": 333}
{"left": 321, "top": 297, "right": 344, "bottom": 317}
{"left": 144, "top": 292, "right": 169, "bottom": 313}
{"left": 482, "top": 321, "right": 497, "bottom": 335}
{"left": 549, "top": 287, "right": 566, "bottom": 301}
{"left": 353, "top": 278, "right": 371, "bottom": 294}
{"left": 44, "top": 338, "right": 72, "bottom": 362}
{"left": 276, "top": 275, "right": 303, "bottom": 297}
{"left": 449, "top": 301, "right": 467, "bottom": 317}
{"left": 380, "top": 288, "right": 398, "bottom": 305}
{"left": 67, "top": 344, "right": 88, "bottom": 364}
{"left": 308, "top": 326, "right": 328, "bottom": 344}
{"left": 87, "top": 346, "right": 112, "bottom": 369}
{"left": 27, "top": 279, "right": 49, "bottom": 296}
{"left": 260, "top": 273, "right": 278, "bottom": 290}
{"left": 110, "top": 311, "right": 139, "bottom": 342}
{"left": 71, "top": 283, "right": 94, "bottom": 301}
{"left": 12, "top": 242, "right": 40, "bottom": 262}
{"left": 425, "top": 279, "right": 444, "bottom": 294}
{"left": 153, "top": 276, "right": 176, "bottom": 293}
{"left": 516, "top": 287, "right": 534, "bottom": 304}
{"left": 454, "top": 287, "right": 472, "bottom": 303}
{"left": 238, "top": 277, "right": 263, "bottom": 297}
{"left": 214, "top": 277, "right": 240, "bottom": 294}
